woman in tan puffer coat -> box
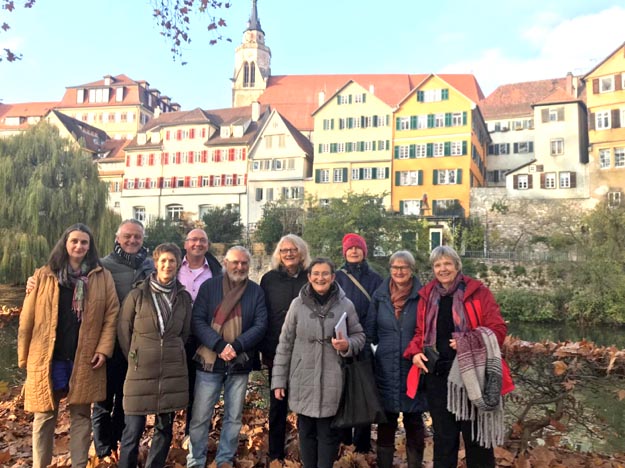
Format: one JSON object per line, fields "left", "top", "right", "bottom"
{"left": 18, "top": 223, "right": 119, "bottom": 468}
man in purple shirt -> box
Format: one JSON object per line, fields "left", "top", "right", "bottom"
{"left": 179, "top": 228, "right": 222, "bottom": 435}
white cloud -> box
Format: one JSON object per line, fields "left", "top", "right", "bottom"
{"left": 443, "top": 6, "right": 625, "bottom": 96}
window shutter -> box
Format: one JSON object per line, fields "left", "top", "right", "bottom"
{"left": 318, "top": 144, "right": 322, "bottom": 153}
{"left": 177, "top": 130, "right": 182, "bottom": 140}
{"left": 221, "top": 174, "right": 226, "bottom": 185}
{"left": 372, "top": 141, "right": 377, "bottom": 151}
{"left": 197, "top": 175, "right": 202, "bottom": 186}
{"left": 462, "top": 141, "right": 467, "bottom": 155}
{"left": 330, "top": 143, "right": 337, "bottom": 153}
{"left": 125, "top": 156, "right": 130, "bottom": 167}
{"left": 462, "top": 111, "right": 467, "bottom": 125}
{"left": 348, "top": 95, "right": 352, "bottom": 104}
{"left": 163, "top": 153, "right": 169, "bottom": 164}
{"left": 513, "top": 143, "right": 519, "bottom": 153}
{"left": 456, "top": 169, "right": 462, "bottom": 184}
{"left": 342, "top": 168, "right": 348, "bottom": 182}
{"left": 536, "top": 165, "right": 544, "bottom": 172}
{"left": 315, "top": 169, "right": 320, "bottom": 183}
{"left": 394, "top": 146, "right": 399, "bottom": 159}
{"left": 359, "top": 168, "right": 364, "bottom": 179}
{"left": 347, "top": 142, "right": 353, "bottom": 152}
{"left": 373, "top": 115, "right": 378, "bottom": 127}
{"left": 410, "top": 116, "right": 417, "bottom": 129}
{"left": 589, "top": 113, "right": 595, "bottom": 130}
{"left": 386, "top": 140, "right": 390, "bottom": 150}
{"left": 616, "top": 74, "right": 623, "bottom": 91}
{"left": 361, "top": 116, "right": 366, "bottom": 128}
{"left": 540, "top": 173, "right": 546, "bottom": 188}
{"left": 612, "top": 109, "right": 620, "bottom": 128}
{"left": 202, "top": 151, "right": 208, "bottom": 163}
{"left": 184, "top": 176, "right": 190, "bottom": 187}
{"left": 400, "top": 200, "right": 405, "bottom": 214}
{"left": 433, "top": 170, "right": 438, "bottom": 185}
{"left": 337, "top": 96, "right": 342, "bottom": 105}
{"left": 149, "top": 154, "right": 155, "bottom": 166}
{"left": 557, "top": 108, "right": 564, "bottom": 121}
{"left": 396, "top": 118, "right": 401, "bottom": 130}
{"left": 372, "top": 168, "right": 378, "bottom": 179}
{"left": 417, "top": 90, "right": 424, "bottom": 102}
{"left": 242, "top": 148, "right": 247, "bottom": 160}
{"left": 418, "top": 170, "right": 423, "bottom": 185}
{"left": 541, "top": 109, "right": 549, "bottom": 123}
{"left": 409, "top": 145, "right": 416, "bottom": 158}
{"left": 505, "top": 143, "right": 510, "bottom": 153}
{"left": 513, "top": 174, "right": 519, "bottom": 189}
{"left": 134, "top": 178, "right": 139, "bottom": 188}
{"left": 592, "top": 79, "right": 599, "bottom": 94}
{"left": 362, "top": 94, "right": 366, "bottom": 103}
{"left": 166, "top": 131, "right": 170, "bottom": 140}
{"left": 427, "top": 143, "right": 433, "bottom": 157}
{"left": 427, "top": 114, "right": 434, "bottom": 128}
{"left": 229, "top": 148, "right": 235, "bottom": 161}
{"left": 528, "top": 174, "right": 533, "bottom": 189}
{"left": 255, "top": 188, "right": 262, "bottom": 201}
{"left": 157, "top": 177, "right": 162, "bottom": 188}
{"left": 209, "top": 175, "right": 214, "bottom": 186}
{"left": 190, "top": 128, "right": 195, "bottom": 139}
{"left": 123, "top": 179, "right": 128, "bottom": 189}
{"left": 385, "top": 167, "right": 389, "bottom": 178}
{"left": 445, "top": 113, "right": 452, "bottom": 127}
{"left": 570, "top": 172, "right": 577, "bottom": 188}
{"left": 444, "top": 142, "right": 451, "bottom": 156}
{"left": 529, "top": 142, "right": 534, "bottom": 152}
{"left": 442, "top": 88, "right": 449, "bottom": 100}
{"left": 395, "top": 171, "right": 401, "bottom": 186}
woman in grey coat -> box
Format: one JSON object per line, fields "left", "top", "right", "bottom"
{"left": 272, "top": 258, "right": 365, "bottom": 468}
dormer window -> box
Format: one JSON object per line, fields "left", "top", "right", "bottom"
{"left": 116, "top": 87, "right": 124, "bottom": 102}
{"left": 220, "top": 127, "right": 231, "bottom": 138}
{"left": 77, "top": 89, "right": 84, "bottom": 103}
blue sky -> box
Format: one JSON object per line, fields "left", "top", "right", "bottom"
{"left": 1, "top": 0, "right": 625, "bottom": 110}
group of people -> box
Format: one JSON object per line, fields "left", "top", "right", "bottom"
{"left": 18, "top": 220, "right": 511, "bottom": 468}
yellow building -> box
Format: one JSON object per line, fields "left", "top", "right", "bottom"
{"left": 392, "top": 74, "right": 489, "bottom": 219}
{"left": 582, "top": 41, "right": 625, "bottom": 207}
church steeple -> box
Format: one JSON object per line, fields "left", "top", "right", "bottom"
{"left": 232, "top": 0, "right": 271, "bottom": 107}
{"left": 247, "top": 0, "right": 264, "bottom": 35}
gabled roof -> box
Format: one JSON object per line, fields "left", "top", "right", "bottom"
{"left": 98, "top": 139, "right": 131, "bottom": 162}
{"left": 141, "top": 107, "right": 212, "bottom": 131}
{"left": 252, "top": 109, "right": 313, "bottom": 157}
{"left": 48, "top": 110, "right": 110, "bottom": 154}
{"left": 395, "top": 73, "right": 485, "bottom": 108}
{"left": 532, "top": 87, "right": 580, "bottom": 107}
{"left": 67, "top": 73, "right": 137, "bottom": 89}
{"left": 481, "top": 77, "right": 569, "bottom": 119}
{"left": 204, "top": 105, "right": 270, "bottom": 146}
{"left": 582, "top": 41, "right": 625, "bottom": 80}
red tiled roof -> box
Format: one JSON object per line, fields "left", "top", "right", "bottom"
{"left": 68, "top": 74, "right": 137, "bottom": 89}
{"left": 258, "top": 74, "right": 484, "bottom": 131}
{"left": 480, "top": 77, "right": 569, "bottom": 119}
{"left": 533, "top": 87, "right": 580, "bottom": 106}
{"left": 1, "top": 101, "right": 59, "bottom": 118}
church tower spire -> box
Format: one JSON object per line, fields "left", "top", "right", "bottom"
{"left": 232, "top": 0, "right": 271, "bottom": 107}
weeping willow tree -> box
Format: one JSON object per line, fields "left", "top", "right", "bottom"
{"left": 0, "top": 123, "right": 120, "bottom": 284}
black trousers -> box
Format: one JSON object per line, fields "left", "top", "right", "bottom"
{"left": 118, "top": 412, "right": 174, "bottom": 468}
{"left": 92, "top": 343, "right": 127, "bottom": 457}
{"left": 297, "top": 414, "right": 340, "bottom": 468}
{"left": 377, "top": 410, "right": 425, "bottom": 451}
{"left": 425, "top": 373, "right": 495, "bottom": 468}
{"left": 268, "top": 366, "right": 289, "bottom": 460}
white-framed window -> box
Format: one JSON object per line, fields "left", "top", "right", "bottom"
{"left": 517, "top": 174, "right": 529, "bottom": 190}
{"left": 499, "top": 143, "right": 509, "bottom": 155}
{"left": 133, "top": 206, "right": 146, "bottom": 222}
{"left": 517, "top": 142, "right": 530, "bottom": 153}
{"left": 450, "top": 141, "right": 463, "bottom": 156}
{"left": 416, "top": 144, "right": 427, "bottom": 158}
{"left": 337, "top": 95, "right": 349, "bottom": 105}
{"left": 351, "top": 168, "right": 360, "bottom": 180}
{"left": 549, "top": 109, "right": 559, "bottom": 121}
{"left": 176, "top": 178, "right": 185, "bottom": 188}
{"left": 323, "top": 119, "right": 333, "bottom": 130}
{"left": 608, "top": 191, "right": 622, "bottom": 208}
{"left": 337, "top": 143, "right": 346, "bottom": 153}
{"left": 149, "top": 179, "right": 157, "bottom": 189}
{"left": 201, "top": 176, "right": 210, "bottom": 187}
{"left": 545, "top": 172, "right": 556, "bottom": 189}
{"left": 115, "top": 87, "right": 124, "bottom": 102}
{"left": 402, "top": 200, "right": 421, "bottom": 215}
{"left": 434, "top": 113, "right": 445, "bottom": 128}
{"left": 615, "top": 148, "right": 625, "bottom": 168}
{"left": 76, "top": 89, "right": 84, "bottom": 103}
{"left": 198, "top": 205, "right": 212, "bottom": 217}
{"left": 354, "top": 93, "right": 364, "bottom": 104}
{"left": 319, "top": 143, "right": 330, "bottom": 154}
{"left": 274, "top": 159, "right": 284, "bottom": 170}
{"left": 398, "top": 146, "right": 410, "bottom": 159}
{"left": 400, "top": 171, "right": 420, "bottom": 186}
{"left": 417, "top": 115, "right": 428, "bottom": 129}
{"left": 551, "top": 139, "right": 564, "bottom": 156}
{"left": 398, "top": 117, "right": 410, "bottom": 130}
{"left": 333, "top": 168, "right": 344, "bottom": 183}
{"left": 421, "top": 89, "right": 446, "bottom": 102}
{"left": 126, "top": 179, "right": 135, "bottom": 189}
{"left": 190, "top": 177, "right": 198, "bottom": 188}
{"left": 559, "top": 172, "right": 572, "bottom": 188}
{"left": 224, "top": 175, "right": 233, "bottom": 186}
{"left": 438, "top": 169, "right": 457, "bottom": 185}
{"left": 451, "top": 112, "right": 463, "bottom": 126}
{"left": 599, "top": 149, "right": 611, "bottom": 168}
{"left": 600, "top": 75, "right": 615, "bottom": 93}
{"left": 363, "top": 168, "right": 372, "bottom": 180}
{"left": 319, "top": 169, "right": 330, "bottom": 183}
{"left": 596, "top": 111, "right": 611, "bottom": 130}
{"left": 167, "top": 204, "right": 184, "bottom": 221}
{"left": 137, "top": 179, "right": 146, "bottom": 189}
{"left": 376, "top": 167, "right": 386, "bottom": 179}
{"left": 291, "top": 187, "right": 303, "bottom": 199}
{"left": 113, "top": 181, "right": 120, "bottom": 192}
{"left": 235, "top": 148, "right": 244, "bottom": 160}
{"left": 162, "top": 178, "right": 171, "bottom": 188}
{"left": 433, "top": 142, "right": 444, "bottom": 157}
{"left": 252, "top": 161, "right": 260, "bottom": 171}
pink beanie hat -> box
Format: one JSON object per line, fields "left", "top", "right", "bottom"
{"left": 342, "top": 233, "right": 368, "bottom": 258}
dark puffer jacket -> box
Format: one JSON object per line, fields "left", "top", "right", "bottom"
{"left": 259, "top": 267, "right": 308, "bottom": 362}
{"left": 117, "top": 278, "right": 192, "bottom": 415}
{"left": 365, "top": 276, "right": 427, "bottom": 414}
{"left": 335, "top": 261, "right": 382, "bottom": 322}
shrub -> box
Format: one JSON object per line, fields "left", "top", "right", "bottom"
{"left": 495, "top": 289, "right": 557, "bottom": 322}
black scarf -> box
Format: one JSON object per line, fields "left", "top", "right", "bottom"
{"left": 113, "top": 241, "right": 148, "bottom": 269}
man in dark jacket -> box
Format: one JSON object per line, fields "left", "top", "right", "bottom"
{"left": 92, "top": 219, "right": 154, "bottom": 459}
{"left": 178, "top": 228, "right": 223, "bottom": 435}
{"left": 186, "top": 246, "right": 267, "bottom": 468}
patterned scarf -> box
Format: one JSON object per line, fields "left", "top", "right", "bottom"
{"left": 390, "top": 278, "right": 412, "bottom": 319}
{"left": 195, "top": 274, "right": 247, "bottom": 371}
{"left": 424, "top": 273, "right": 468, "bottom": 348}
{"left": 58, "top": 262, "right": 90, "bottom": 321}
{"left": 149, "top": 273, "right": 177, "bottom": 336}
{"left": 113, "top": 241, "right": 149, "bottom": 269}
{"left": 447, "top": 327, "right": 505, "bottom": 449}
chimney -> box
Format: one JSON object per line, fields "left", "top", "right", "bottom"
{"left": 103, "top": 75, "right": 113, "bottom": 86}
{"left": 318, "top": 91, "right": 325, "bottom": 106}
{"left": 251, "top": 101, "right": 260, "bottom": 122}
{"left": 566, "top": 72, "right": 574, "bottom": 97}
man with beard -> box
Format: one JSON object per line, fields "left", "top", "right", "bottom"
{"left": 186, "top": 246, "right": 267, "bottom": 468}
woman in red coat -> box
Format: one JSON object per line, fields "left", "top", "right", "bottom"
{"left": 403, "top": 246, "right": 510, "bottom": 468}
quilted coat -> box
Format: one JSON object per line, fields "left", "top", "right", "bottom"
{"left": 18, "top": 265, "right": 119, "bottom": 413}
{"left": 271, "top": 283, "right": 365, "bottom": 418}
{"left": 117, "top": 278, "right": 192, "bottom": 415}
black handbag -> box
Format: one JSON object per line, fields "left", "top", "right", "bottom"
{"left": 331, "top": 356, "right": 388, "bottom": 428}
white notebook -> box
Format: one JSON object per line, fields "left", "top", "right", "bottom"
{"left": 334, "top": 311, "right": 348, "bottom": 339}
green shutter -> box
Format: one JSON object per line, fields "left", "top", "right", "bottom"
{"left": 359, "top": 168, "right": 364, "bottom": 179}
{"left": 427, "top": 143, "right": 433, "bottom": 157}
{"left": 361, "top": 116, "right": 366, "bottom": 127}
{"left": 386, "top": 140, "right": 390, "bottom": 150}
{"left": 363, "top": 94, "right": 366, "bottom": 102}
{"left": 394, "top": 146, "right": 399, "bottom": 159}
{"left": 410, "top": 116, "right": 417, "bottom": 129}
{"left": 372, "top": 168, "right": 378, "bottom": 179}
{"left": 417, "top": 90, "right": 424, "bottom": 102}
{"left": 330, "top": 143, "right": 337, "bottom": 153}
{"left": 444, "top": 141, "right": 451, "bottom": 156}
{"left": 400, "top": 200, "right": 405, "bottom": 214}
{"left": 372, "top": 141, "right": 377, "bottom": 151}
{"left": 342, "top": 168, "right": 348, "bottom": 182}
{"left": 315, "top": 169, "right": 320, "bottom": 183}
{"left": 409, "top": 144, "right": 416, "bottom": 158}
{"left": 427, "top": 114, "right": 434, "bottom": 128}
{"left": 442, "top": 88, "right": 449, "bottom": 100}
{"left": 445, "top": 113, "right": 452, "bottom": 127}
{"left": 462, "top": 111, "right": 467, "bottom": 125}
{"left": 373, "top": 115, "right": 378, "bottom": 127}
{"left": 462, "top": 141, "right": 467, "bottom": 155}
{"left": 318, "top": 144, "right": 322, "bottom": 153}
{"left": 396, "top": 118, "right": 401, "bottom": 130}
{"left": 346, "top": 142, "right": 352, "bottom": 152}
{"left": 456, "top": 169, "right": 462, "bottom": 184}
{"left": 395, "top": 171, "right": 401, "bottom": 185}
{"left": 348, "top": 94, "right": 352, "bottom": 104}
{"left": 418, "top": 170, "right": 423, "bottom": 185}
{"left": 385, "top": 167, "right": 389, "bottom": 178}
{"left": 337, "top": 96, "right": 341, "bottom": 105}
{"left": 433, "top": 169, "right": 438, "bottom": 185}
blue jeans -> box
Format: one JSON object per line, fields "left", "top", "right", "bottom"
{"left": 186, "top": 370, "right": 249, "bottom": 467}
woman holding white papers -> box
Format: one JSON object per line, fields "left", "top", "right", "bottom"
{"left": 271, "top": 258, "right": 365, "bottom": 468}
{"left": 364, "top": 250, "right": 427, "bottom": 468}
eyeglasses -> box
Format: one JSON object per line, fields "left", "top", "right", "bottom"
{"left": 279, "top": 248, "right": 299, "bottom": 254}
{"left": 186, "top": 237, "right": 208, "bottom": 244}
{"left": 390, "top": 265, "right": 411, "bottom": 272}
{"left": 310, "top": 271, "right": 332, "bottom": 277}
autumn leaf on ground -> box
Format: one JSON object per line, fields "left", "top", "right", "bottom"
{"left": 616, "top": 389, "right": 625, "bottom": 401}
{"left": 553, "top": 360, "right": 568, "bottom": 376}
